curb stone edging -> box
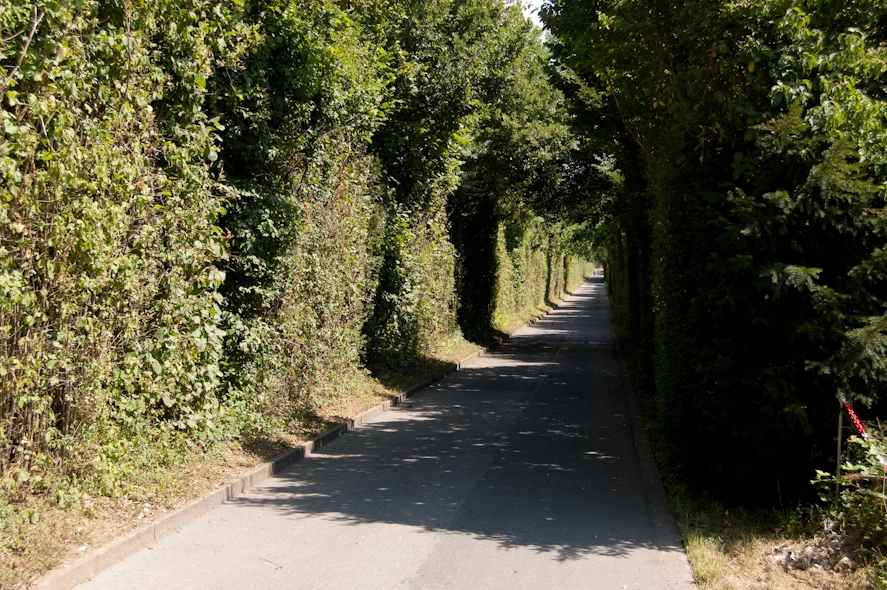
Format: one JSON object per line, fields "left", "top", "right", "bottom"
{"left": 612, "top": 327, "right": 698, "bottom": 589}
{"left": 35, "top": 303, "right": 560, "bottom": 590}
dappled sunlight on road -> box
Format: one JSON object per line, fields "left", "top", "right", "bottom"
{"left": 76, "top": 278, "right": 694, "bottom": 590}
{"left": 228, "top": 279, "right": 681, "bottom": 567}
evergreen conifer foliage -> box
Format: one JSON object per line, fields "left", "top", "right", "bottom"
{"left": 545, "top": 0, "right": 887, "bottom": 501}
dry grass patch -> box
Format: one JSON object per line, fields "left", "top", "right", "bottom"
{"left": 4, "top": 334, "right": 483, "bottom": 589}
{"left": 498, "top": 303, "right": 554, "bottom": 337}
{"left": 686, "top": 532, "right": 873, "bottom": 589}
{"left": 674, "top": 498, "right": 876, "bottom": 590}
{"left": 2, "top": 441, "right": 287, "bottom": 590}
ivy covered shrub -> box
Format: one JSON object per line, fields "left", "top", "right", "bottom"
{"left": 494, "top": 218, "right": 550, "bottom": 329}
{"left": 364, "top": 205, "right": 458, "bottom": 368}
{"left": 0, "top": 0, "right": 232, "bottom": 492}
{"left": 0, "top": 0, "right": 591, "bottom": 525}
{"left": 493, "top": 217, "right": 596, "bottom": 332}
{"left": 210, "top": 0, "right": 389, "bottom": 421}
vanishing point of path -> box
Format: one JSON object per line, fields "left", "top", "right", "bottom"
{"left": 77, "top": 278, "right": 697, "bottom": 590}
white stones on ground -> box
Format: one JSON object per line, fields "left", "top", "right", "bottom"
{"left": 769, "top": 520, "right": 853, "bottom": 572}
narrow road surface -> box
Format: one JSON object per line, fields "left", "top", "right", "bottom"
{"left": 78, "top": 278, "right": 696, "bottom": 589}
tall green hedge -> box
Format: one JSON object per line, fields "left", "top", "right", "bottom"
{"left": 209, "top": 0, "right": 389, "bottom": 423}
{"left": 1, "top": 0, "right": 592, "bottom": 506}
{"left": 1, "top": 0, "right": 230, "bottom": 493}
{"left": 493, "top": 217, "right": 595, "bottom": 332}
{"left": 546, "top": 0, "right": 887, "bottom": 502}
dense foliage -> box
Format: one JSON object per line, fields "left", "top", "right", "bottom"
{"left": 1, "top": 0, "right": 230, "bottom": 497}
{"left": 0, "top": 0, "right": 591, "bottom": 550}
{"left": 208, "top": 0, "right": 390, "bottom": 426}
{"left": 544, "top": 0, "right": 887, "bottom": 503}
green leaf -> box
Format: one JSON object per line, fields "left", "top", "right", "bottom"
{"left": 149, "top": 356, "right": 162, "bottom": 376}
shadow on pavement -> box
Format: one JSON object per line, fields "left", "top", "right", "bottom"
{"left": 231, "top": 279, "right": 684, "bottom": 563}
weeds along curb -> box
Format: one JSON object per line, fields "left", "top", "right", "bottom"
{"left": 35, "top": 309, "right": 555, "bottom": 590}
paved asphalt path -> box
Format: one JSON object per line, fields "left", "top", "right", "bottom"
{"left": 78, "top": 278, "right": 696, "bottom": 590}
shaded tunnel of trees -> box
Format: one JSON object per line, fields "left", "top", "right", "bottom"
{"left": 544, "top": 0, "right": 887, "bottom": 505}
{"left": 2, "top": 0, "right": 887, "bottom": 532}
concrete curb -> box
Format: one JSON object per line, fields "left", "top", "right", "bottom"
{"left": 612, "top": 332, "right": 698, "bottom": 589}
{"left": 36, "top": 306, "right": 556, "bottom": 590}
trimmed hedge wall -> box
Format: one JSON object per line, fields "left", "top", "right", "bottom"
{"left": 1, "top": 0, "right": 591, "bottom": 508}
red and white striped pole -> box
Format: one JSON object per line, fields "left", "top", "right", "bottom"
{"left": 838, "top": 390, "right": 887, "bottom": 473}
